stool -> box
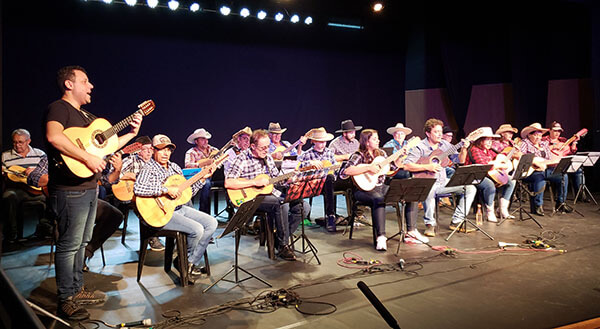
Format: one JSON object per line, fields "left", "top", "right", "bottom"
{"left": 116, "top": 201, "right": 133, "bottom": 245}
{"left": 307, "top": 188, "right": 353, "bottom": 221}
{"left": 18, "top": 199, "right": 46, "bottom": 240}
{"left": 434, "top": 192, "right": 457, "bottom": 231}
{"left": 256, "top": 210, "right": 276, "bottom": 260}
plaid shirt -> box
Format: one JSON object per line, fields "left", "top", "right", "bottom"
{"left": 520, "top": 138, "right": 551, "bottom": 160}
{"left": 223, "top": 146, "right": 243, "bottom": 176}
{"left": 268, "top": 140, "right": 298, "bottom": 156}
{"left": 329, "top": 136, "right": 359, "bottom": 155}
{"left": 120, "top": 153, "right": 150, "bottom": 178}
{"left": 404, "top": 139, "right": 455, "bottom": 184}
{"left": 298, "top": 147, "right": 337, "bottom": 169}
{"left": 27, "top": 156, "right": 48, "bottom": 187}
{"left": 2, "top": 146, "right": 46, "bottom": 169}
{"left": 340, "top": 150, "right": 390, "bottom": 185}
{"left": 226, "top": 149, "right": 280, "bottom": 180}
{"left": 466, "top": 145, "right": 497, "bottom": 165}
{"left": 134, "top": 158, "right": 204, "bottom": 198}
{"left": 542, "top": 135, "right": 576, "bottom": 155}
{"left": 491, "top": 139, "right": 513, "bottom": 154}
{"left": 185, "top": 146, "right": 218, "bottom": 168}
{"left": 383, "top": 139, "right": 407, "bottom": 154}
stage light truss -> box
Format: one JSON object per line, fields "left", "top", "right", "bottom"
{"left": 82, "top": 0, "right": 315, "bottom": 25}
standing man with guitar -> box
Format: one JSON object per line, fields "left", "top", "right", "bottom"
{"left": 2, "top": 128, "right": 47, "bottom": 247}
{"left": 44, "top": 65, "right": 143, "bottom": 321}
{"left": 267, "top": 122, "right": 307, "bottom": 160}
{"left": 225, "top": 129, "right": 310, "bottom": 261}
{"left": 185, "top": 128, "right": 218, "bottom": 214}
{"left": 403, "top": 118, "right": 477, "bottom": 237}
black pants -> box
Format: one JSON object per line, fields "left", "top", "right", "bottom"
{"left": 86, "top": 199, "right": 124, "bottom": 258}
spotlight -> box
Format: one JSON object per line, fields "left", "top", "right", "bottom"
{"left": 147, "top": 0, "right": 158, "bottom": 8}
{"left": 102, "top": 0, "right": 112, "bottom": 3}
{"left": 290, "top": 14, "right": 299, "bottom": 23}
{"left": 125, "top": 0, "right": 137, "bottom": 6}
{"left": 257, "top": 10, "right": 267, "bottom": 20}
{"left": 373, "top": 2, "right": 384, "bottom": 12}
{"left": 304, "top": 16, "right": 313, "bottom": 25}
{"left": 275, "top": 12, "right": 284, "bottom": 22}
{"left": 240, "top": 8, "right": 250, "bottom": 18}
{"left": 190, "top": 3, "right": 200, "bottom": 12}
{"left": 168, "top": 0, "right": 179, "bottom": 10}
{"left": 220, "top": 5, "right": 231, "bottom": 16}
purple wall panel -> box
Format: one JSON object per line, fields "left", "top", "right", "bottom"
{"left": 546, "top": 79, "right": 586, "bottom": 135}
{"left": 405, "top": 88, "right": 454, "bottom": 138}
{"left": 464, "top": 83, "right": 510, "bottom": 135}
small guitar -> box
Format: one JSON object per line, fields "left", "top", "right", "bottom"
{"left": 136, "top": 153, "right": 228, "bottom": 227}
{"left": 105, "top": 142, "right": 146, "bottom": 202}
{"left": 271, "top": 129, "right": 315, "bottom": 159}
{"left": 352, "top": 136, "right": 422, "bottom": 191}
{"left": 550, "top": 128, "right": 588, "bottom": 157}
{"left": 488, "top": 145, "right": 520, "bottom": 186}
{"left": 413, "top": 128, "right": 484, "bottom": 179}
{"left": 61, "top": 100, "right": 155, "bottom": 178}
{"left": 2, "top": 165, "right": 44, "bottom": 195}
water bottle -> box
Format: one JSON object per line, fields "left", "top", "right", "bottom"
{"left": 475, "top": 204, "right": 483, "bottom": 225}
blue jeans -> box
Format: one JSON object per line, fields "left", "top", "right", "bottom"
{"left": 354, "top": 184, "right": 389, "bottom": 236}
{"left": 198, "top": 178, "right": 212, "bottom": 214}
{"left": 163, "top": 205, "right": 217, "bottom": 266}
{"left": 476, "top": 177, "right": 516, "bottom": 206}
{"left": 257, "top": 194, "right": 310, "bottom": 248}
{"left": 569, "top": 168, "right": 584, "bottom": 194}
{"left": 524, "top": 169, "right": 568, "bottom": 206}
{"left": 49, "top": 188, "right": 98, "bottom": 302}
{"left": 423, "top": 183, "right": 476, "bottom": 226}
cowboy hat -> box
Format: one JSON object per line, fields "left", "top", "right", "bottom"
{"left": 335, "top": 119, "right": 362, "bottom": 133}
{"left": 473, "top": 127, "right": 500, "bottom": 140}
{"left": 521, "top": 123, "right": 549, "bottom": 139}
{"left": 495, "top": 124, "right": 518, "bottom": 135}
{"left": 386, "top": 123, "right": 412, "bottom": 136}
{"left": 186, "top": 128, "right": 212, "bottom": 144}
{"left": 152, "top": 134, "right": 176, "bottom": 150}
{"left": 267, "top": 122, "right": 287, "bottom": 134}
{"left": 549, "top": 121, "right": 564, "bottom": 132}
{"left": 232, "top": 126, "right": 252, "bottom": 139}
{"left": 308, "top": 127, "right": 334, "bottom": 142}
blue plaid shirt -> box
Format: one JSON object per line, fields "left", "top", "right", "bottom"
{"left": 120, "top": 153, "right": 150, "bottom": 177}
{"left": 298, "top": 147, "right": 337, "bottom": 169}
{"left": 134, "top": 158, "right": 204, "bottom": 198}
{"left": 226, "top": 149, "right": 280, "bottom": 180}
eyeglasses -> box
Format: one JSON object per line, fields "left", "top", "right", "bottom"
{"left": 255, "top": 145, "right": 270, "bottom": 152}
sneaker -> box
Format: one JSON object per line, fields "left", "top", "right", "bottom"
{"left": 449, "top": 223, "right": 475, "bottom": 233}
{"left": 486, "top": 210, "right": 498, "bottom": 223}
{"left": 73, "top": 286, "right": 106, "bottom": 305}
{"left": 326, "top": 215, "right": 336, "bottom": 233}
{"left": 58, "top": 297, "right": 90, "bottom": 321}
{"left": 149, "top": 237, "right": 165, "bottom": 251}
{"left": 407, "top": 230, "right": 429, "bottom": 244}
{"left": 403, "top": 236, "right": 423, "bottom": 244}
{"left": 376, "top": 235, "right": 387, "bottom": 251}
{"left": 190, "top": 264, "right": 208, "bottom": 276}
{"left": 424, "top": 224, "right": 436, "bottom": 237}
{"left": 278, "top": 246, "right": 296, "bottom": 261}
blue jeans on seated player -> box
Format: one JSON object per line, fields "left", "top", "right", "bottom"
{"left": 257, "top": 194, "right": 310, "bottom": 248}
{"left": 524, "top": 169, "right": 568, "bottom": 206}
{"left": 477, "top": 177, "right": 516, "bottom": 207}
{"left": 163, "top": 205, "right": 217, "bottom": 266}
{"left": 422, "top": 183, "right": 476, "bottom": 226}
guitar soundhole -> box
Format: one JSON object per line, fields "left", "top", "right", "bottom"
{"left": 92, "top": 130, "right": 106, "bottom": 148}
{"left": 432, "top": 158, "right": 439, "bottom": 165}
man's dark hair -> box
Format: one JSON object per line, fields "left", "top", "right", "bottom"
{"left": 56, "top": 65, "right": 87, "bottom": 94}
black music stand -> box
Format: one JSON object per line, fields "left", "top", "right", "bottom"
{"left": 549, "top": 157, "right": 583, "bottom": 217}
{"left": 203, "top": 195, "right": 271, "bottom": 293}
{"left": 445, "top": 164, "right": 494, "bottom": 241}
{"left": 384, "top": 178, "right": 436, "bottom": 255}
{"left": 286, "top": 168, "right": 329, "bottom": 265}
{"left": 497, "top": 153, "right": 542, "bottom": 228}
{"left": 573, "top": 152, "right": 598, "bottom": 205}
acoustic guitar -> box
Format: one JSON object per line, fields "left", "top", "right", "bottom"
{"left": 2, "top": 165, "right": 44, "bottom": 195}
{"left": 488, "top": 144, "right": 520, "bottom": 186}
{"left": 136, "top": 153, "right": 228, "bottom": 227}
{"left": 352, "top": 136, "right": 422, "bottom": 191}
{"left": 61, "top": 100, "right": 155, "bottom": 178}
{"left": 550, "top": 128, "right": 588, "bottom": 157}
{"left": 413, "top": 128, "right": 484, "bottom": 179}
{"left": 104, "top": 142, "right": 147, "bottom": 202}
{"left": 271, "top": 129, "right": 315, "bottom": 159}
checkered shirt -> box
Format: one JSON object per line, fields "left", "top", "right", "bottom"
{"left": 466, "top": 145, "right": 497, "bottom": 165}
{"left": 134, "top": 158, "right": 203, "bottom": 198}
{"left": 328, "top": 136, "right": 359, "bottom": 155}
{"left": 120, "top": 153, "right": 150, "bottom": 178}
{"left": 185, "top": 145, "right": 218, "bottom": 168}
{"left": 298, "top": 147, "right": 337, "bottom": 169}
{"left": 519, "top": 138, "right": 551, "bottom": 160}
{"left": 226, "top": 149, "right": 280, "bottom": 180}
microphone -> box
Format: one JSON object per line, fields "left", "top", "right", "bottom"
{"left": 398, "top": 258, "right": 405, "bottom": 270}
{"left": 357, "top": 281, "right": 400, "bottom": 329}
{"left": 118, "top": 319, "right": 152, "bottom": 327}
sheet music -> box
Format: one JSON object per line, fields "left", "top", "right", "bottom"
{"left": 582, "top": 152, "right": 600, "bottom": 167}
{"left": 280, "top": 159, "right": 299, "bottom": 174}
{"left": 567, "top": 155, "right": 586, "bottom": 173}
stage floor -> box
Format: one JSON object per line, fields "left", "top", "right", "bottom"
{"left": 2, "top": 193, "right": 600, "bottom": 329}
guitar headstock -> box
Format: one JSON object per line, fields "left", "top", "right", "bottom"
{"left": 214, "top": 153, "right": 229, "bottom": 168}
{"left": 122, "top": 142, "right": 143, "bottom": 155}
{"left": 138, "top": 100, "right": 155, "bottom": 116}
{"left": 405, "top": 136, "right": 421, "bottom": 149}
{"left": 576, "top": 128, "right": 588, "bottom": 138}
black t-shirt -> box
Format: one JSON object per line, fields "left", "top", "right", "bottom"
{"left": 44, "top": 99, "right": 100, "bottom": 190}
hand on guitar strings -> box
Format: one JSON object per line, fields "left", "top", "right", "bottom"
{"left": 166, "top": 187, "right": 181, "bottom": 199}
{"left": 108, "top": 153, "right": 123, "bottom": 172}
{"left": 253, "top": 175, "right": 270, "bottom": 187}
{"left": 85, "top": 154, "right": 106, "bottom": 174}
{"left": 427, "top": 163, "right": 443, "bottom": 173}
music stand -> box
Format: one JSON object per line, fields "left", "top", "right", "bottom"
{"left": 286, "top": 168, "right": 329, "bottom": 265}
{"left": 549, "top": 157, "right": 583, "bottom": 217}
{"left": 573, "top": 152, "right": 598, "bottom": 205}
{"left": 384, "top": 178, "right": 436, "bottom": 255}
{"left": 203, "top": 195, "right": 271, "bottom": 293}
{"left": 497, "top": 153, "right": 542, "bottom": 228}
{"left": 445, "top": 164, "right": 494, "bottom": 241}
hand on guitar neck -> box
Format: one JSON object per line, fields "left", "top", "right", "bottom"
{"left": 271, "top": 132, "right": 311, "bottom": 160}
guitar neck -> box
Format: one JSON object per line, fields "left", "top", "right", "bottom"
{"left": 281, "top": 139, "right": 302, "bottom": 155}
{"left": 103, "top": 110, "right": 141, "bottom": 140}
{"left": 440, "top": 140, "right": 464, "bottom": 160}
{"left": 178, "top": 155, "right": 228, "bottom": 190}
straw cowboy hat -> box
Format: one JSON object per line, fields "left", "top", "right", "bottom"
{"left": 232, "top": 126, "right": 252, "bottom": 139}
{"left": 186, "top": 128, "right": 212, "bottom": 144}
{"left": 549, "top": 121, "right": 564, "bottom": 132}
{"left": 521, "top": 123, "right": 549, "bottom": 139}
{"left": 473, "top": 127, "right": 500, "bottom": 140}
{"left": 267, "top": 122, "right": 287, "bottom": 134}
{"left": 495, "top": 124, "right": 518, "bottom": 135}
{"left": 386, "top": 123, "right": 412, "bottom": 136}
{"left": 308, "top": 127, "right": 334, "bottom": 142}
{"left": 152, "top": 134, "right": 176, "bottom": 150}
{"left": 335, "top": 119, "right": 362, "bottom": 133}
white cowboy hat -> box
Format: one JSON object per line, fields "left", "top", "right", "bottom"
{"left": 267, "top": 122, "right": 287, "bottom": 134}
{"left": 495, "top": 124, "right": 518, "bottom": 135}
{"left": 473, "top": 127, "right": 500, "bottom": 140}
{"left": 386, "top": 123, "right": 412, "bottom": 136}
{"left": 308, "top": 127, "right": 334, "bottom": 142}
{"left": 186, "top": 128, "right": 212, "bottom": 144}
{"left": 521, "top": 123, "right": 549, "bottom": 139}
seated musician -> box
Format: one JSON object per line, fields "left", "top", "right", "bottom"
{"left": 520, "top": 123, "right": 570, "bottom": 215}
{"left": 223, "top": 127, "right": 252, "bottom": 176}
{"left": 28, "top": 155, "right": 124, "bottom": 273}
{"left": 403, "top": 118, "right": 477, "bottom": 237}
{"left": 184, "top": 128, "right": 218, "bottom": 214}
{"left": 1, "top": 128, "right": 46, "bottom": 247}
{"left": 442, "top": 126, "right": 458, "bottom": 178}
{"left": 543, "top": 121, "right": 584, "bottom": 201}
{"left": 135, "top": 134, "right": 217, "bottom": 279}
{"left": 492, "top": 124, "right": 519, "bottom": 154}
{"left": 329, "top": 119, "right": 361, "bottom": 162}
{"left": 340, "top": 129, "right": 413, "bottom": 251}
{"left": 297, "top": 127, "right": 338, "bottom": 232}
{"left": 267, "top": 122, "right": 306, "bottom": 160}
{"left": 225, "top": 129, "right": 310, "bottom": 261}
{"left": 118, "top": 135, "right": 165, "bottom": 251}
{"left": 383, "top": 123, "right": 412, "bottom": 179}
{"left": 465, "top": 127, "right": 516, "bottom": 221}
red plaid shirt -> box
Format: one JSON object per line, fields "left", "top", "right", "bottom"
{"left": 466, "top": 145, "right": 497, "bottom": 165}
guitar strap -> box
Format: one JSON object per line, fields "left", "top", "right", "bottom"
{"left": 78, "top": 107, "right": 97, "bottom": 124}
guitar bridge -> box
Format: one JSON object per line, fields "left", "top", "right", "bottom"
{"left": 75, "top": 138, "right": 85, "bottom": 150}
{"left": 155, "top": 198, "right": 167, "bottom": 214}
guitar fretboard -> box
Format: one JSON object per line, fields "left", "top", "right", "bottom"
{"left": 103, "top": 110, "right": 141, "bottom": 140}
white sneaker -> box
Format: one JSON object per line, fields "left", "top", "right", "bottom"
{"left": 376, "top": 235, "right": 387, "bottom": 251}
{"left": 407, "top": 230, "right": 429, "bottom": 244}
{"left": 486, "top": 208, "right": 498, "bottom": 223}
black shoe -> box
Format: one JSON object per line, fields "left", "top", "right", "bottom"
{"left": 326, "top": 215, "right": 336, "bottom": 233}
{"left": 533, "top": 206, "right": 545, "bottom": 216}
{"left": 58, "top": 297, "right": 90, "bottom": 321}
{"left": 149, "top": 237, "right": 165, "bottom": 251}
{"left": 190, "top": 265, "right": 207, "bottom": 276}
{"left": 173, "top": 257, "right": 196, "bottom": 284}
{"left": 556, "top": 203, "right": 573, "bottom": 214}
{"left": 278, "top": 246, "right": 296, "bottom": 261}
